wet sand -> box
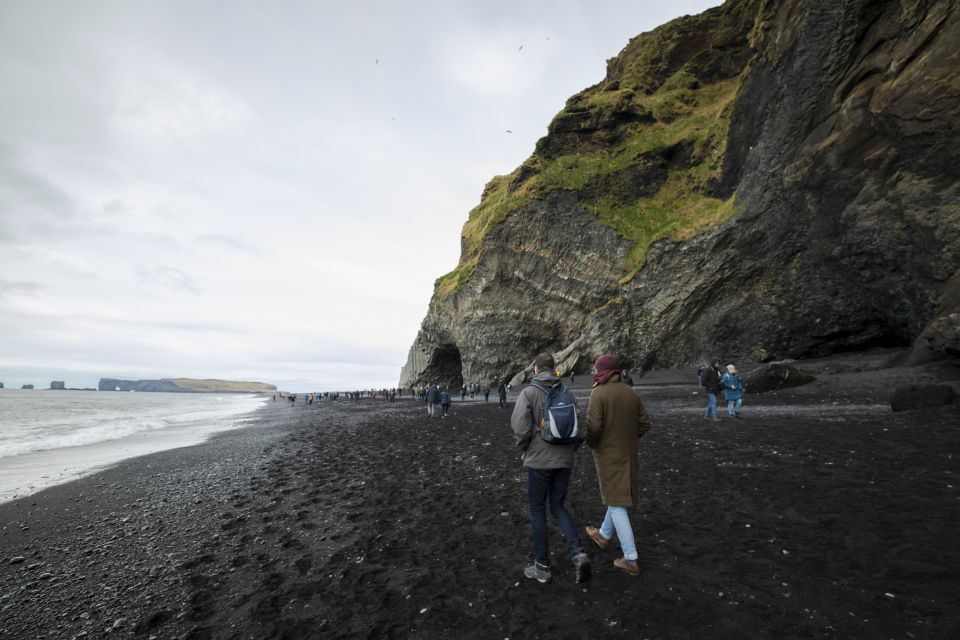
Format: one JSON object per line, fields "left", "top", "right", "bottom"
{"left": 1, "top": 355, "right": 958, "bottom": 639}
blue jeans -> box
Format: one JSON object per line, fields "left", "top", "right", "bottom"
{"left": 599, "top": 506, "right": 638, "bottom": 561}
{"left": 727, "top": 398, "right": 742, "bottom": 416}
{"left": 527, "top": 468, "right": 583, "bottom": 565}
{"left": 704, "top": 392, "right": 718, "bottom": 419}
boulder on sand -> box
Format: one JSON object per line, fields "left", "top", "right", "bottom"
{"left": 905, "top": 269, "right": 960, "bottom": 366}
{"left": 889, "top": 384, "right": 960, "bottom": 412}
{"left": 741, "top": 362, "right": 816, "bottom": 394}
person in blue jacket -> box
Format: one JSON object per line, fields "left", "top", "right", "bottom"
{"left": 721, "top": 364, "right": 744, "bottom": 418}
{"left": 440, "top": 386, "right": 452, "bottom": 418}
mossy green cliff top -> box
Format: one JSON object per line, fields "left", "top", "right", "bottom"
{"left": 437, "top": 0, "right": 767, "bottom": 296}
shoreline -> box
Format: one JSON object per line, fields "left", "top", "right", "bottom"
{"left": 1, "top": 357, "right": 958, "bottom": 639}
{"left": 0, "top": 393, "right": 267, "bottom": 504}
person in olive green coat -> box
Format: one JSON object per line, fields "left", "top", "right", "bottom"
{"left": 584, "top": 354, "right": 652, "bottom": 576}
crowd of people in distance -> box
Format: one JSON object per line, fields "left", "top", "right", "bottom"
{"left": 272, "top": 387, "right": 407, "bottom": 405}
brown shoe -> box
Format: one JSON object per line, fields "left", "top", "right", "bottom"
{"left": 585, "top": 526, "right": 609, "bottom": 551}
{"left": 613, "top": 557, "right": 640, "bottom": 576}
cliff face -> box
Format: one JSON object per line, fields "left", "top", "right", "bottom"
{"left": 401, "top": 0, "right": 960, "bottom": 388}
{"left": 97, "top": 378, "right": 276, "bottom": 393}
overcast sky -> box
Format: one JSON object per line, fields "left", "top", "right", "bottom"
{"left": 0, "top": 0, "right": 720, "bottom": 391}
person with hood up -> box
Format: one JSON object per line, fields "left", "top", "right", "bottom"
{"left": 511, "top": 352, "right": 590, "bottom": 584}
{"left": 583, "top": 354, "right": 653, "bottom": 577}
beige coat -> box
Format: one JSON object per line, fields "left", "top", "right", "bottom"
{"left": 585, "top": 377, "right": 652, "bottom": 507}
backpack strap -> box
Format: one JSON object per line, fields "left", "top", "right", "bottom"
{"left": 529, "top": 380, "right": 551, "bottom": 394}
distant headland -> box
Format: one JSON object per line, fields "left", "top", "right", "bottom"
{"left": 97, "top": 378, "right": 276, "bottom": 393}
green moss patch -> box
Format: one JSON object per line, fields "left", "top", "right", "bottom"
{"left": 437, "top": 3, "right": 756, "bottom": 296}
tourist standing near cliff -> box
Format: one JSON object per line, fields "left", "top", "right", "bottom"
{"left": 426, "top": 383, "right": 440, "bottom": 418}
{"left": 721, "top": 364, "right": 744, "bottom": 418}
{"left": 699, "top": 359, "right": 723, "bottom": 421}
{"left": 511, "top": 352, "right": 590, "bottom": 584}
{"left": 584, "top": 354, "right": 653, "bottom": 577}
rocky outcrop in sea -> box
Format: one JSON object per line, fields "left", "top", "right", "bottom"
{"left": 97, "top": 378, "right": 276, "bottom": 393}
{"left": 401, "top": 0, "right": 960, "bottom": 388}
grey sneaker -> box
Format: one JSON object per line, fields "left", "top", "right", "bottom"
{"left": 573, "top": 552, "right": 591, "bottom": 583}
{"left": 523, "top": 562, "right": 551, "bottom": 583}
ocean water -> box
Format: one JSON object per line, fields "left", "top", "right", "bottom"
{"left": 0, "top": 389, "right": 266, "bottom": 503}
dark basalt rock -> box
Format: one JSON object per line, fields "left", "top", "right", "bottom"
{"left": 741, "top": 363, "right": 816, "bottom": 394}
{"left": 400, "top": 0, "right": 960, "bottom": 388}
{"left": 905, "top": 269, "right": 960, "bottom": 365}
{"left": 99, "top": 378, "right": 185, "bottom": 392}
{"left": 890, "top": 384, "right": 960, "bottom": 412}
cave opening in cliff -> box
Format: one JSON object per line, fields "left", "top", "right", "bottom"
{"left": 425, "top": 343, "right": 464, "bottom": 389}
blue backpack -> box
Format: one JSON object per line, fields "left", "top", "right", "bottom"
{"left": 530, "top": 381, "right": 580, "bottom": 445}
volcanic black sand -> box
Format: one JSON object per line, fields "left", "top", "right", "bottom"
{"left": 2, "top": 353, "right": 959, "bottom": 640}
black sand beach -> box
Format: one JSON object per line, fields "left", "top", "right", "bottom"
{"left": 2, "top": 354, "right": 959, "bottom": 639}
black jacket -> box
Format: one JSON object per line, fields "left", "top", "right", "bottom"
{"left": 699, "top": 366, "right": 722, "bottom": 393}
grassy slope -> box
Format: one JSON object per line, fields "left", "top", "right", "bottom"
{"left": 436, "top": 0, "right": 764, "bottom": 296}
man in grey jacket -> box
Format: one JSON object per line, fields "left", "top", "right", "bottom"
{"left": 511, "top": 352, "right": 590, "bottom": 584}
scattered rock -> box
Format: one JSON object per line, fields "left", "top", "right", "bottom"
{"left": 890, "top": 385, "right": 960, "bottom": 412}
{"left": 741, "top": 363, "right": 816, "bottom": 394}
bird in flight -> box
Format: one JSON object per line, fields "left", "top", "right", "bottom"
{"left": 505, "top": 130, "right": 513, "bottom": 134}
{"left": 518, "top": 44, "right": 523, "bottom": 51}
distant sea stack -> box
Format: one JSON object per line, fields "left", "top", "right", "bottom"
{"left": 98, "top": 378, "right": 277, "bottom": 393}
{"left": 21, "top": 384, "right": 34, "bottom": 390}
{"left": 400, "top": 0, "right": 960, "bottom": 388}
{"left": 50, "top": 381, "right": 66, "bottom": 390}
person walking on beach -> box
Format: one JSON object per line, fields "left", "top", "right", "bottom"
{"left": 584, "top": 354, "right": 652, "bottom": 577}
{"left": 721, "top": 364, "right": 744, "bottom": 418}
{"left": 440, "top": 386, "right": 451, "bottom": 418}
{"left": 498, "top": 382, "right": 507, "bottom": 408}
{"left": 427, "top": 382, "right": 441, "bottom": 418}
{"left": 699, "top": 359, "right": 723, "bottom": 421}
{"left": 511, "top": 352, "right": 590, "bottom": 584}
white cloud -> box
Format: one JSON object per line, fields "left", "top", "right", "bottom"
{"left": 440, "top": 26, "right": 557, "bottom": 97}
{"left": 0, "top": 0, "right": 723, "bottom": 391}
{"left": 108, "top": 63, "right": 254, "bottom": 143}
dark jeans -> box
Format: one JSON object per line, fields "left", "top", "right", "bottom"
{"left": 527, "top": 467, "right": 583, "bottom": 565}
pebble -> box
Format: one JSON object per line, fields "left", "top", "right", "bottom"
{"left": 8, "top": 557, "right": 25, "bottom": 565}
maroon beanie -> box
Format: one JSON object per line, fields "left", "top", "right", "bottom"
{"left": 593, "top": 354, "right": 620, "bottom": 386}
